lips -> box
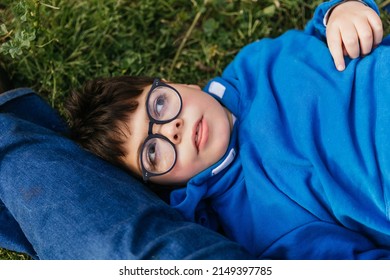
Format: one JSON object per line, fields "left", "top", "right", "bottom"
{"left": 193, "top": 116, "right": 208, "bottom": 153}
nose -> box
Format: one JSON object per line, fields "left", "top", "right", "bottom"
{"left": 155, "top": 119, "right": 183, "bottom": 144}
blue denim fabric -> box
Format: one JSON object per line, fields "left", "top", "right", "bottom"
{"left": 0, "top": 88, "right": 68, "bottom": 134}
{"left": 0, "top": 88, "right": 252, "bottom": 259}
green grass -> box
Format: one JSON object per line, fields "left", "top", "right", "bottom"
{"left": 0, "top": 0, "right": 328, "bottom": 112}
{"left": 0, "top": 248, "right": 31, "bottom": 260}
{"left": 0, "top": 0, "right": 389, "bottom": 260}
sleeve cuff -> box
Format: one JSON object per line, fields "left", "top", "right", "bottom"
{"left": 323, "top": 0, "right": 368, "bottom": 26}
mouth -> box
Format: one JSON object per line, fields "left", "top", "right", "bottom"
{"left": 193, "top": 116, "right": 208, "bottom": 153}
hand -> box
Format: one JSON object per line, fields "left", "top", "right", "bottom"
{"left": 326, "top": 1, "right": 383, "bottom": 71}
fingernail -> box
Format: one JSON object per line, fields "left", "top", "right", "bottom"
{"left": 337, "top": 64, "right": 345, "bottom": 71}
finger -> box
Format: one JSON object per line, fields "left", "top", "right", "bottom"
{"left": 343, "top": 44, "right": 348, "bottom": 57}
{"left": 340, "top": 24, "right": 360, "bottom": 59}
{"left": 327, "top": 27, "right": 345, "bottom": 71}
{"left": 367, "top": 14, "right": 383, "bottom": 47}
{"left": 354, "top": 19, "right": 373, "bottom": 56}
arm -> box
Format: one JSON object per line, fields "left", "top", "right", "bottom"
{"left": 261, "top": 221, "right": 390, "bottom": 260}
{"left": 305, "top": 0, "right": 382, "bottom": 71}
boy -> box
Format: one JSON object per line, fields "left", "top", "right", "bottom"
{"left": 66, "top": 0, "right": 390, "bottom": 259}
{"left": 0, "top": 73, "right": 250, "bottom": 260}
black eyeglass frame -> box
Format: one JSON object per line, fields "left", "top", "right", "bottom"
{"left": 140, "top": 78, "right": 183, "bottom": 181}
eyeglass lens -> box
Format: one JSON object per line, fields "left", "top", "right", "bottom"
{"left": 142, "top": 137, "right": 176, "bottom": 174}
{"left": 147, "top": 86, "right": 181, "bottom": 121}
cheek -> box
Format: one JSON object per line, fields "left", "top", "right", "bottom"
{"left": 185, "top": 91, "right": 210, "bottom": 106}
{"left": 167, "top": 158, "right": 204, "bottom": 183}
{"left": 149, "top": 151, "right": 198, "bottom": 185}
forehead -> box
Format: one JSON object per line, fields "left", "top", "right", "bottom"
{"left": 121, "top": 85, "right": 151, "bottom": 176}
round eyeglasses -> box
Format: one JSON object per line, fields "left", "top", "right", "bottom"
{"left": 140, "top": 79, "right": 182, "bottom": 181}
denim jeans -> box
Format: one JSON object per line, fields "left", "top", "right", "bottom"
{"left": 0, "top": 88, "right": 252, "bottom": 259}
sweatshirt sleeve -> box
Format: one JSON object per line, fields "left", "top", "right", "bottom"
{"left": 304, "top": 0, "right": 380, "bottom": 41}
{"left": 261, "top": 221, "right": 390, "bottom": 260}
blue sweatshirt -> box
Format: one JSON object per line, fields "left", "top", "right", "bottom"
{"left": 170, "top": 0, "right": 390, "bottom": 259}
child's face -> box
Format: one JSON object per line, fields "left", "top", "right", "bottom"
{"left": 121, "top": 81, "right": 233, "bottom": 186}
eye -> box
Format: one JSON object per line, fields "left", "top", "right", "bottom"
{"left": 154, "top": 94, "right": 166, "bottom": 117}
{"left": 147, "top": 142, "right": 158, "bottom": 168}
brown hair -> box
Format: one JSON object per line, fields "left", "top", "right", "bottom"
{"left": 65, "top": 76, "right": 154, "bottom": 169}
